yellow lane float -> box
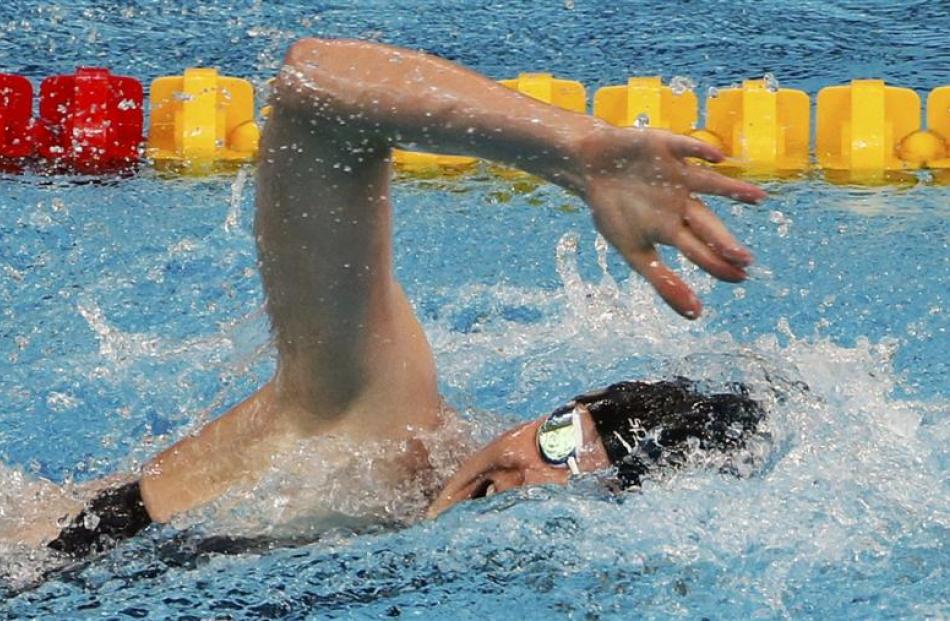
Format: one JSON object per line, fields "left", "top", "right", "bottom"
{"left": 498, "top": 72, "right": 586, "bottom": 112}
{"left": 391, "top": 150, "right": 479, "bottom": 175}
{"left": 117, "top": 65, "right": 945, "bottom": 183}
{"left": 594, "top": 77, "right": 809, "bottom": 176}
{"left": 698, "top": 79, "right": 810, "bottom": 175}
{"left": 593, "top": 76, "right": 697, "bottom": 133}
{"left": 919, "top": 86, "right": 950, "bottom": 181}
{"left": 147, "top": 68, "right": 260, "bottom": 173}
{"left": 816, "top": 80, "right": 922, "bottom": 183}
{"left": 393, "top": 73, "right": 585, "bottom": 174}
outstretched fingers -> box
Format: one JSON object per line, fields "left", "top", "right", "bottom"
{"left": 625, "top": 247, "right": 703, "bottom": 319}
{"left": 684, "top": 166, "right": 767, "bottom": 204}
{"left": 683, "top": 199, "right": 753, "bottom": 267}
{"left": 674, "top": 227, "right": 747, "bottom": 282}
{"left": 669, "top": 135, "right": 725, "bottom": 163}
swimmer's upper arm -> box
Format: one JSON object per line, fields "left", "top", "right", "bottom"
{"left": 255, "top": 40, "right": 444, "bottom": 424}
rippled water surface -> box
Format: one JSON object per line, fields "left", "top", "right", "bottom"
{"left": 1, "top": 1, "right": 948, "bottom": 618}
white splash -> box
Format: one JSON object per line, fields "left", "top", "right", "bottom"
{"left": 224, "top": 166, "right": 250, "bottom": 233}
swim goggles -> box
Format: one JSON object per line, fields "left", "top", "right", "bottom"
{"left": 536, "top": 404, "right": 584, "bottom": 475}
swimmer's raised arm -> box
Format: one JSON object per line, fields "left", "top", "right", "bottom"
{"left": 276, "top": 37, "right": 766, "bottom": 317}
{"left": 137, "top": 37, "right": 766, "bottom": 525}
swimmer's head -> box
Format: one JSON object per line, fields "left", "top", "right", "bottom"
{"left": 427, "top": 378, "right": 764, "bottom": 517}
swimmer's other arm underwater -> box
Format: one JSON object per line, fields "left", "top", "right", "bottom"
{"left": 5, "top": 38, "right": 767, "bottom": 559}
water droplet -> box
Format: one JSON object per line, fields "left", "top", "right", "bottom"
{"left": 670, "top": 75, "right": 696, "bottom": 96}
{"left": 83, "top": 511, "right": 101, "bottom": 530}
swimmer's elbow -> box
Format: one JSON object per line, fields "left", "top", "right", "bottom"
{"left": 273, "top": 38, "right": 329, "bottom": 110}
{"left": 273, "top": 37, "right": 451, "bottom": 143}
{"left": 283, "top": 36, "right": 326, "bottom": 64}
{"left": 282, "top": 36, "right": 354, "bottom": 67}
{"left": 274, "top": 38, "right": 373, "bottom": 113}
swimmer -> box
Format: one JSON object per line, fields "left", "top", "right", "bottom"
{"left": 7, "top": 38, "right": 767, "bottom": 560}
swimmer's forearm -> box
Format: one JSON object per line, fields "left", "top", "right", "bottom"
{"left": 275, "top": 37, "right": 604, "bottom": 193}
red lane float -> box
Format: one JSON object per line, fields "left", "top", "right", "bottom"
{"left": 0, "top": 74, "right": 35, "bottom": 160}
{"left": 35, "top": 67, "right": 143, "bottom": 172}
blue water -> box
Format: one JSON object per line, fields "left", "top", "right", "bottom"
{"left": 1, "top": 1, "right": 948, "bottom": 618}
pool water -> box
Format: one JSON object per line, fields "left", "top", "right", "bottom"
{"left": 1, "top": 1, "right": 948, "bottom": 618}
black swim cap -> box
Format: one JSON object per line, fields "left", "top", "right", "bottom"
{"left": 576, "top": 378, "right": 765, "bottom": 489}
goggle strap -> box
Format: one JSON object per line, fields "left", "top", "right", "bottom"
{"left": 570, "top": 407, "right": 583, "bottom": 475}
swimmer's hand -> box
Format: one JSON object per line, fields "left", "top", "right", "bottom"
{"left": 575, "top": 127, "right": 766, "bottom": 318}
